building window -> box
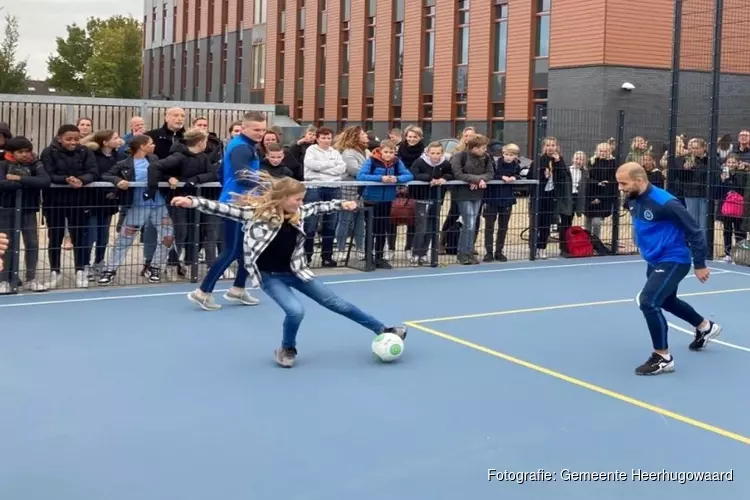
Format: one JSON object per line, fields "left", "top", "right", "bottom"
{"left": 162, "top": 3, "right": 167, "bottom": 39}
{"left": 172, "top": 5, "right": 178, "bottom": 42}
{"left": 393, "top": 0, "right": 404, "bottom": 80}
{"left": 365, "top": 12, "right": 375, "bottom": 73}
{"left": 206, "top": 52, "right": 213, "bottom": 99}
{"left": 252, "top": 43, "right": 266, "bottom": 89}
{"left": 221, "top": 42, "right": 228, "bottom": 88}
{"left": 151, "top": 7, "right": 157, "bottom": 41}
{"left": 254, "top": 0, "right": 268, "bottom": 24}
{"left": 182, "top": 0, "right": 189, "bottom": 40}
{"left": 493, "top": 1, "right": 508, "bottom": 73}
{"left": 342, "top": 0, "right": 350, "bottom": 21}
{"left": 423, "top": 0, "right": 435, "bottom": 69}
{"left": 222, "top": 0, "right": 229, "bottom": 28}
{"left": 158, "top": 53, "right": 164, "bottom": 93}
{"left": 236, "top": 39, "right": 244, "bottom": 85}
{"left": 296, "top": 0, "right": 306, "bottom": 119}
{"left": 208, "top": 0, "right": 216, "bottom": 36}
{"left": 535, "top": 0, "right": 550, "bottom": 58}
{"left": 181, "top": 50, "right": 187, "bottom": 90}
{"left": 237, "top": 0, "right": 245, "bottom": 30}
{"left": 193, "top": 47, "right": 200, "bottom": 87}
{"left": 454, "top": 0, "right": 470, "bottom": 135}
{"left": 276, "top": 1, "right": 285, "bottom": 103}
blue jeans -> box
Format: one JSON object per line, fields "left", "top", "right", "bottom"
{"left": 335, "top": 209, "right": 365, "bottom": 252}
{"left": 260, "top": 272, "right": 386, "bottom": 349}
{"left": 457, "top": 200, "right": 482, "bottom": 255}
{"left": 638, "top": 262, "right": 704, "bottom": 350}
{"left": 199, "top": 219, "right": 249, "bottom": 293}
{"left": 85, "top": 211, "right": 114, "bottom": 265}
{"left": 684, "top": 197, "right": 707, "bottom": 232}
{"left": 303, "top": 187, "right": 341, "bottom": 261}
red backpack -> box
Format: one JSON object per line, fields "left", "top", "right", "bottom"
{"left": 565, "top": 226, "right": 595, "bottom": 257}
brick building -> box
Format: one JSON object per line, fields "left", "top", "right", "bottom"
{"left": 142, "top": 0, "right": 750, "bottom": 155}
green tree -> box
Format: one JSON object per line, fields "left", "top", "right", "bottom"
{"left": 0, "top": 13, "right": 29, "bottom": 94}
{"left": 47, "top": 16, "right": 143, "bottom": 98}
{"left": 85, "top": 16, "right": 142, "bottom": 98}
{"left": 46, "top": 23, "right": 92, "bottom": 95}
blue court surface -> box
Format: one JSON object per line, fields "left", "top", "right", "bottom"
{"left": 1, "top": 255, "right": 749, "bottom": 500}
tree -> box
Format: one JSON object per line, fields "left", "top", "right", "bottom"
{"left": 47, "top": 16, "right": 143, "bottom": 98}
{"left": 0, "top": 13, "right": 29, "bottom": 94}
{"left": 85, "top": 16, "right": 142, "bottom": 98}
{"left": 46, "top": 23, "right": 92, "bottom": 95}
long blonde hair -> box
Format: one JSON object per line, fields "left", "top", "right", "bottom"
{"left": 232, "top": 171, "right": 307, "bottom": 226}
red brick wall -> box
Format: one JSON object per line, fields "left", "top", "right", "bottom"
{"left": 302, "top": 0, "right": 319, "bottom": 122}
{"left": 466, "top": 0, "right": 492, "bottom": 121}
{"left": 347, "top": 0, "right": 366, "bottom": 122}
{"left": 432, "top": 0, "right": 456, "bottom": 122}
{"left": 400, "top": 0, "right": 422, "bottom": 122}
{"left": 505, "top": 0, "right": 532, "bottom": 121}
{"left": 265, "top": 0, "right": 278, "bottom": 103}
{"left": 283, "top": 0, "right": 298, "bottom": 108}
{"left": 373, "top": 0, "right": 394, "bottom": 122}
{"left": 323, "top": 0, "right": 341, "bottom": 122}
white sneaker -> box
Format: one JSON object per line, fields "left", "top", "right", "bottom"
{"left": 537, "top": 249, "right": 548, "bottom": 260}
{"left": 75, "top": 270, "right": 89, "bottom": 288}
{"left": 24, "top": 280, "right": 48, "bottom": 292}
{"left": 224, "top": 289, "right": 260, "bottom": 306}
{"left": 46, "top": 271, "right": 60, "bottom": 289}
{"left": 222, "top": 268, "right": 236, "bottom": 280}
{"left": 0, "top": 281, "right": 10, "bottom": 294}
{"left": 723, "top": 255, "right": 732, "bottom": 263}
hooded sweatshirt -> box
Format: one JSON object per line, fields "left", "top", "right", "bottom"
{"left": 303, "top": 144, "right": 347, "bottom": 183}
{"left": 408, "top": 152, "right": 454, "bottom": 201}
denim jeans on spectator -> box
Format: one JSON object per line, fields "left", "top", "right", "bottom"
{"left": 457, "top": 200, "right": 482, "bottom": 255}
{"left": 105, "top": 204, "right": 174, "bottom": 272}
{"left": 260, "top": 271, "right": 386, "bottom": 349}
{"left": 0, "top": 210, "right": 39, "bottom": 282}
{"left": 412, "top": 200, "right": 438, "bottom": 258}
{"left": 85, "top": 211, "right": 114, "bottom": 266}
{"left": 199, "top": 218, "right": 249, "bottom": 293}
{"left": 335, "top": 209, "right": 365, "bottom": 253}
{"left": 684, "top": 198, "right": 707, "bottom": 231}
{"left": 303, "top": 187, "right": 341, "bottom": 261}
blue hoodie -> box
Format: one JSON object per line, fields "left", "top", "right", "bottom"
{"left": 356, "top": 148, "right": 413, "bottom": 202}
{"left": 219, "top": 133, "right": 260, "bottom": 202}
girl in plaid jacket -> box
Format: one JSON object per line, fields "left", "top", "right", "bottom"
{"left": 171, "top": 173, "right": 407, "bottom": 368}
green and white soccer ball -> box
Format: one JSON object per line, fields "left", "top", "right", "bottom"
{"left": 371, "top": 333, "right": 404, "bottom": 362}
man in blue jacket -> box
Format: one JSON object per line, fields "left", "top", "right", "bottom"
{"left": 618, "top": 162, "right": 722, "bottom": 376}
{"left": 187, "top": 111, "right": 267, "bottom": 311}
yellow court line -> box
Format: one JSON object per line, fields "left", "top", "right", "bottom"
{"left": 408, "top": 287, "right": 750, "bottom": 324}
{"left": 403, "top": 321, "right": 750, "bottom": 446}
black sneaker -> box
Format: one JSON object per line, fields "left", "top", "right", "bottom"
{"left": 382, "top": 326, "right": 408, "bottom": 340}
{"left": 635, "top": 352, "right": 675, "bottom": 376}
{"left": 97, "top": 271, "right": 116, "bottom": 285}
{"left": 689, "top": 321, "right": 722, "bottom": 351}
{"left": 274, "top": 347, "right": 298, "bottom": 368}
{"left": 144, "top": 266, "right": 162, "bottom": 283}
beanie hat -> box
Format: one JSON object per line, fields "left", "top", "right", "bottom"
{"left": 4, "top": 136, "right": 34, "bottom": 152}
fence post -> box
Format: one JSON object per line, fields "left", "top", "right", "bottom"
{"left": 429, "top": 187, "right": 443, "bottom": 267}
{"left": 611, "top": 110, "right": 626, "bottom": 255}
{"left": 190, "top": 185, "right": 202, "bottom": 283}
{"left": 667, "top": 0, "right": 683, "bottom": 173}
{"left": 9, "top": 189, "right": 23, "bottom": 294}
{"left": 363, "top": 206, "right": 375, "bottom": 271}
{"left": 706, "top": 0, "right": 724, "bottom": 262}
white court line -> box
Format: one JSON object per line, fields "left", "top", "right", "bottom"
{"left": 667, "top": 322, "right": 750, "bottom": 353}
{"left": 709, "top": 265, "right": 750, "bottom": 278}
{"left": 0, "top": 259, "right": 643, "bottom": 309}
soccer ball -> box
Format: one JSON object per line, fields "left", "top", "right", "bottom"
{"left": 371, "top": 333, "right": 404, "bottom": 362}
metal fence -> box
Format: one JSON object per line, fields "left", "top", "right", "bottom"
{"left": 0, "top": 94, "right": 277, "bottom": 151}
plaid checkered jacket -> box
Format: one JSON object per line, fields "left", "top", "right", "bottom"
{"left": 189, "top": 197, "right": 344, "bottom": 289}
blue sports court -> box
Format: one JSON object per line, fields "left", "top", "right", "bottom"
{"left": 1, "top": 255, "right": 748, "bottom": 499}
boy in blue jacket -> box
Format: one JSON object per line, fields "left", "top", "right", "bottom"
{"left": 188, "top": 111, "right": 266, "bottom": 311}
{"left": 356, "top": 140, "right": 413, "bottom": 268}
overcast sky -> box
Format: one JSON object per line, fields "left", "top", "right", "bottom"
{"left": 4, "top": 0, "right": 143, "bottom": 80}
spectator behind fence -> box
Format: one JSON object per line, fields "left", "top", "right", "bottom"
{"left": 397, "top": 126, "right": 425, "bottom": 171}
{"left": 260, "top": 143, "right": 295, "bottom": 179}
{"left": 40, "top": 124, "right": 98, "bottom": 289}
{"left": 569, "top": 151, "right": 588, "bottom": 219}
{"left": 84, "top": 130, "right": 125, "bottom": 279}
{"left": 334, "top": 125, "right": 370, "bottom": 258}
{"left": 287, "top": 125, "right": 317, "bottom": 182}
{"left": 717, "top": 154, "right": 747, "bottom": 261}
{"left": 119, "top": 116, "right": 146, "bottom": 155}
{"left": 530, "top": 136, "right": 573, "bottom": 259}
{"left": 357, "top": 140, "right": 414, "bottom": 269}
{"left": 0, "top": 123, "right": 11, "bottom": 153}
{"left": 302, "top": 126, "right": 346, "bottom": 267}
{"left": 483, "top": 143, "right": 522, "bottom": 263}
{"left": 584, "top": 142, "right": 618, "bottom": 240}
{"left": 450, "top": 134, "right": 494, "bottom": 265}
{"left": 98, "top": 135, "right": 174, "bottom": 285}
{"left": 642, "top": 152, "right": 664, "bottom": 189}
{"left": 191, "top": 116, "right": 224, "bottom": 166}
{"left": 147, "top": 127, "right": 219, "bottom": 275}
{"left": 0, "top": 136, "right": 51, "bottom": 292}
{"left": 409, "top": 141, "right": 453, "bottom": 266}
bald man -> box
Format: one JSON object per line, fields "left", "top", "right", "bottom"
{"left": 145, "top": 107, "right": 186, "bottom": 159}
{"left": 617, "top": 162, "right": 722, "bottom": 375}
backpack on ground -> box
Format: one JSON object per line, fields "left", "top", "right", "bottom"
{"left": 721, "top": 191, "right": 744, "bottom": 218}
{"left": 565, "top": 226, "right": 595, "bottom": 258}
{"left": 731, "top": 239, "right": 750, "bottom": 267}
